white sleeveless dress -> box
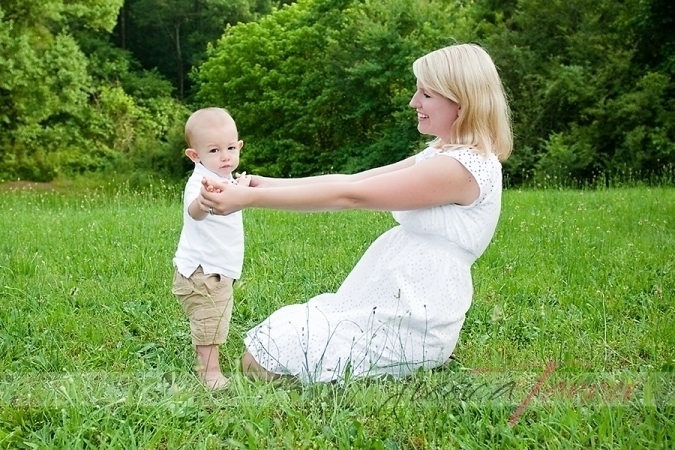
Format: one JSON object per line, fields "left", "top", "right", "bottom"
{"left": 244, "top": 146, "right": 503, "bottom": 384}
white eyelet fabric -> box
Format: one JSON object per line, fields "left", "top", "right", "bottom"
{"left": 245, "top": 147, "right": 503, "bottom": 384}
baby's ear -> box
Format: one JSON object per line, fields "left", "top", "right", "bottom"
{"left": 185, "top": 148, "right": 199, "bottom": 162}
{"left": 238, "top": 140, "right": 244, "bottom": 151}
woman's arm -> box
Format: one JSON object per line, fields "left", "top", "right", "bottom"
{"left": 249, "top": 155, "right": 417, "bottom": 187}
{"left": 200, "top": 155, "right": 479, "bottom": 215}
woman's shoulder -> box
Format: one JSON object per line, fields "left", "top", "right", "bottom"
{"left": 414, "top": 146, "right": 439, "bottom": 162}
{"left": 431, "top": 146, "right": 501, "bottom": 193}
{"left": 418, "top": 145, "right": 498, "bottom": 166}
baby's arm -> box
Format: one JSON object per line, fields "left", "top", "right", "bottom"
{"left": 188, "top": 198, "right": 208, "bottom": 221}
{"left": 188, "top": 178, "right": 222, "bottom": 220}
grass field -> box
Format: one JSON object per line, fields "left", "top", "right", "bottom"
{"left": 0, "top": 182, "right": 673, "bottom": 448}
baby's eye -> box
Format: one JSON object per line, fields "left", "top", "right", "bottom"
{"left": 208, "top": 148, "right": 218, "bottom": 153}
{"left": 228, "top": 146, "right": 237, "bottom": 151}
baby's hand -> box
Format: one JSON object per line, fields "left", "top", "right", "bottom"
{"left": 236, "top": 172, "right": 252, "bottom": 187}
{"left": 201, "top": 177, "right": 222, "bottom": 193}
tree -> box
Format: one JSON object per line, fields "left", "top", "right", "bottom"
{"left": 0, "top": 0, "right": 189, "bottom": 182}
{"left": 193, "top": 0, "right": 475, "bottom": 176}
{"left": 0, "top": 1, "right": 120, "bottom": 180}
{"left": 116, "top": 0, "right": 276, "bottom": 99}
{"left": 473, "top": 0, "right": 675, "bottom": 184}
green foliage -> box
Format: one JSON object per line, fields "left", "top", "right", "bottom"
{"left": 3, "top": 0, "right": 675, "bottom": 184}
{"left": 194, "top": 0, "right": 475, "bottom": 177}
{"left": 0, "top": 1, "right": 189, "bottom": 183}
{"left": 1, "top": 0, "right": 123, "bottom": 32}
{"left": 475, "top": 0, "right": 675, "bottom": 185}
{"left": 117, "top": 0, "right": 277, "bottom": 99}
{"left": 62, "top": 0, "right": 125, "bottom": 32}
{"left": 0, "top": 13, "right": 94, "bottom": 180}
{"left": 194, "top": 0, "right": 675, "bottom": 181}
{"left": 631, "top": 0, "right": 675, "bottom": 73}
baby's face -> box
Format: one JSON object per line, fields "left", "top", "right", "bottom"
{"left": 191, "top": 123, "right": 243, "bottom": 178}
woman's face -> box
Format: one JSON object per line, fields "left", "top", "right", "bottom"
{"left": 409, "top": 80, "right": 460, "bottom": 144}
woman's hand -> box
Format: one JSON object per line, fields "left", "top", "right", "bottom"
{"left": 236, "top": 172, "right": 252, "bottom": 187}
{"left": 199, "top": 177, "right": 246, "bottom": 216}
{"left": 247, "top": 174, "right": 269, "bottom": 187}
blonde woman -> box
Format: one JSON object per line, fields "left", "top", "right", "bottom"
{"left": 199, "top": 43, "right": 512, "bottom": 384}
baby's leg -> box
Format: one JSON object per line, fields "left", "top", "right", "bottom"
{"left": 174, "top": 268, "right": 234, "bottom": 390}
{"left": 196, "top": 345, "right": 228, "bottom": 389}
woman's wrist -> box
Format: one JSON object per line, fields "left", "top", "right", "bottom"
{"left": 250, "top": 174, "right": 267, "bottom": 187}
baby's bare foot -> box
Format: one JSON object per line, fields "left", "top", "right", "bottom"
{"left": 203, "top": 374, "right": 229, "bottom": 390}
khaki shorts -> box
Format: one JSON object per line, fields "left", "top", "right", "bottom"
{"left": 172, "top": 266, "right": 234, "bottom": 346}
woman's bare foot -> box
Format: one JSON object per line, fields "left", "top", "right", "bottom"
{"left": 242, "top": 351, "right": 283, "bottom": 381}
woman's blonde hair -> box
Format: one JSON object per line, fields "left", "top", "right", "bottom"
{"left": 412, "top": 43, "right": 512, "bottom": 161}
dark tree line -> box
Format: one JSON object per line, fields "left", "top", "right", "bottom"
{"left": 194, "top": 0, "right": 675, "bottom": 184}
{"left": 112, "top": 0, "right": 292, "bottom": 100}
{"left": 1, "top": 0, "right": 673, "bottom": 186}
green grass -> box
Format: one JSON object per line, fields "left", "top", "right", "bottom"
{"left": 0, "top": 183, "right": 673, "bottom": 449}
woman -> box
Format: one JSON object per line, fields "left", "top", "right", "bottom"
{"left": 199, "top": 43, "right": 512, "bottom": 384}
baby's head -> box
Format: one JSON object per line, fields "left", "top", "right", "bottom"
{"left": 184, "top": 107, "right": 244, "bottom": 178}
